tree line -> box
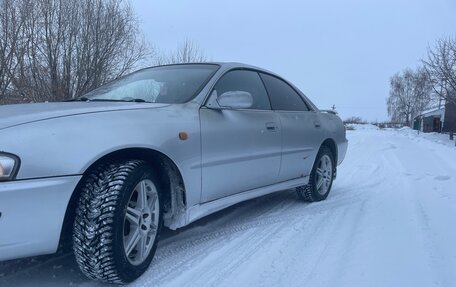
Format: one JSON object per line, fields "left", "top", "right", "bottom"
{"left": 0, "top": 0, "right": 207, "bottom": 105}
{"left": 387, "top": 36, "right": 456, "bottom": 126}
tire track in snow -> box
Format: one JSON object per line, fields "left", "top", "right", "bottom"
{"left": 132, "top": 192, "right": 303, "bottom": 286}
{"left": 412, "top": 191, "right": 447, "bottom": 287}
{"left": 274, "top": 207, "right": 348, "bottom": 287}
{"left": 153, "top": 189, "right": 369, "bottom": 268}
{"left": 321, "top": 198, "right": 368, "bottom": 287}
{"left": 382, "top": 134, "right": 448, "bottom": 287}
{"left": 186, "top": 217, "right": 293, "bottom": 287}
{"left": 137, "top": 189, "right": 360, "bottom": 287}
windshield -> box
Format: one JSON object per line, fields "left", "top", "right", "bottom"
{"left": 83, "top": 64, "right": 219, "bottom": 103}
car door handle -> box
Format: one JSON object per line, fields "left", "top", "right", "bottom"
{"left": 265, "top": 122, "right": 278, "bottom": 132}
{"left": 314, "top": 121, "right": 321, "bottom": 128}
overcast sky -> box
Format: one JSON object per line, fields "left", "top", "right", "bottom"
{"left": 131, "top": 0, "right": 456, "bottom": 121}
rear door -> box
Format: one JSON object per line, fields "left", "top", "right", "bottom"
{"left": 260, "top": 73, "right": 323, "bottom": 182}
{"left": 200, "top": 70, "right": 282, "bottom": 202}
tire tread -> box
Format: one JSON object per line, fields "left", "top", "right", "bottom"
{"left": 73, "top": 160, "right": 143, "bottom": 284}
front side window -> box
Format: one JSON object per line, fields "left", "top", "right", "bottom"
{"left": 260, "top": 73, "right": 309, "bottom": 111}
{"left": 83, "top": 64, "right": 219, "bottom": 103}
{"left": 212, "top": 70, "right": 271, "bottom": 110}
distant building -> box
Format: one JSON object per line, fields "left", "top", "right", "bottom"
{"left": 442, "top": 101, "right": 456, "bottom": 133}
{"left": 413, "top": 101, "right": 456, "bottom": 133}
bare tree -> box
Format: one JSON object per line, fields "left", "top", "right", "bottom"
{"left": 0, "top": 0, "right": 27, "bottom": 103}
{"left": 0, "top": 0, "right": 150, "bottom": 104}
{"left": 71, "top": 0, "right": 150, "bottom": 98}
{"left": 155, "top": 38, "right": 208, "bottom": 65}
{"left": 387, "top": 67, "right": 433, "bottom": 126}
{"left": 423, "top": 36, "right": 456, "bottom": 104}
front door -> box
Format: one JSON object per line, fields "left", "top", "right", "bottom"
{"left": 200, "top": 70, "right": 282, "bottom": 202}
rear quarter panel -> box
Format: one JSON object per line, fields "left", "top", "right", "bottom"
{"left": 318, "top": 112, "right": 348, "bottom": 165}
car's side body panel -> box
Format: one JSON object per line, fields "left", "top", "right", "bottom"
{"left": 199, "top": 108, "right": 282, "bottom": 202}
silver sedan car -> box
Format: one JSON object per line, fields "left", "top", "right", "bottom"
{"left": 0, "top": 62, "right": 347, "bottom": 284}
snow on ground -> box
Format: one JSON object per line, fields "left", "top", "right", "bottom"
{"left": 394, "top": 126, "right": 456, "bottom": 148}
{"left": 1, "top": 126, "right": 456, "bottom": 287}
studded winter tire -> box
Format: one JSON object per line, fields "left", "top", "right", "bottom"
{"left": 297, "top": 146, "right": 335, "bottom": 202}
{"left": 73, "top": 160, "right": 162, "bottom": 284}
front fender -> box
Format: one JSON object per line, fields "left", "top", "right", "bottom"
{"left": 0, "top": 105, "right": 202, "bottom": 206}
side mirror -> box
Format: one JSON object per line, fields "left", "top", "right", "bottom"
{"left": 216, "top": 91, "right": 253, "bottom": 109}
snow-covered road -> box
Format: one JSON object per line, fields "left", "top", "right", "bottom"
{"left": 1, "top": 126, "right": 456, "bottom": 287}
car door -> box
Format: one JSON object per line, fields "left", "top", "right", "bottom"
{"left": 259, "top": 73, "right": 323, "bottom": 182}
{"left": 200, "top": 70, "right": 282, "bottom": 202}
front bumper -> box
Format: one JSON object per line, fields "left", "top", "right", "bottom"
{"left": 0, "top": 175, "right": 81, "bottom": 261}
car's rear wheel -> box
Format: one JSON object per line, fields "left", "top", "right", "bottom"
{"left": 73, "top": 160, "right": 162, "bottom": 284}
{"left": 297, "top": 146, "right": 334, "bottom": 202}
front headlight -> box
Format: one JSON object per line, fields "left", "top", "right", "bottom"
{"left": 0, "top": 153, "right": 20, "bottom": 181}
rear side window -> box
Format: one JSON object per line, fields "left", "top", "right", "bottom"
{"left": 260, "top": 73, "right": 309, "bottom": 111}
{"left": 213, "top": 70, "right": 271, "bottom": 110}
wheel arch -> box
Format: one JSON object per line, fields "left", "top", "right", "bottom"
{"left": 297, "top": 139, "right": 337, "bottom": 202}
{"left": 58, "top": 147, "right": 187, "bottom": 248}
{"left": 320, "top": 138, "right": 338, "bottom": 178}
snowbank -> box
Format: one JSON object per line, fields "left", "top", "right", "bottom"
{"left": 393, "top": 127, "right": 456, "bottom": 148}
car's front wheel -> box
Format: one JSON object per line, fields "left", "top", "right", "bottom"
{"left": 73, "top": 160, "right": 162, "bottom": 284}
{"left": 297, "top": 146, "right": 335, "bottom": 202}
